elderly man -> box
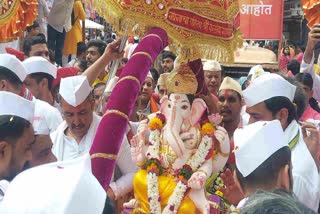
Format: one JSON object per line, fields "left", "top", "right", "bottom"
{"left": 243, "top": 73, "right": 320, "bottom": 211}
{"left": 23, "top": 56, "right": 57, "bottom": 106}
{"left": 233, "top": 120, "right": 292, "bottom": 208}
{"left": 51, "top": 75, "right": 137, "bottom": 200}
{"left": 0, "top": 54, "right": 62, "bottom": 133}
{"left": 203, "top": 60, "right": 223, "bottom": 98}
{"left": 0, "top": 91, "right": 35, "bottom": 201}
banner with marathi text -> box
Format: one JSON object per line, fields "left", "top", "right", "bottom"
{"left": 239, "top": 0, "right": 284, "bottom": 40}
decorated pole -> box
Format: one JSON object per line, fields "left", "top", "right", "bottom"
{"left": 90, "top": 27, "right": 168, "bottom": 189}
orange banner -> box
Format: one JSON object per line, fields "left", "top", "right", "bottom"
{"left": 239, "top": 0, "right": 284, "bottom": 40}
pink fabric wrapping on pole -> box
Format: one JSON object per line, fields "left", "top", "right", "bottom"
{"left": 90, "top": 27, "right": 168, "bottom": 189}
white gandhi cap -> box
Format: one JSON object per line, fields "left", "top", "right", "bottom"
{"left": 234, "top": 120, "right": 288, "bottom": 177}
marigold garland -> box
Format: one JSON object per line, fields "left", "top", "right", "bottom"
{"left": 144, "top": 114, "right": 216, "bottom": 214}
{"left": 201, "top": 122, "right": 215, "bottom": 135}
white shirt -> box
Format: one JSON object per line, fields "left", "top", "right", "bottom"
{"left": 47, "top": 0, "right": 74, "bottom": 32}
{"left": 236, "top": 197, "right": 248, "bottom": 209}
{"left": 33, "top": 98, "right": 63, "bottom": 133}
{"left": 127, "top": 43, "right": 138, "bottom": 59}
{"left": 0, "top": 180, "right": 9, "bottom": 203}
{"left": 51, "top": 113, "right": 101, "bottom": 161}
{"left": 109, "top": 137, "right": 138, "bottom": 199}
{"left": 37, "top": 0, "right": 49, "bottom": 24}
{"left": 51, "top": 114, "right": 137, "bottom": 198}
{"left": 285, "top": 120, "right": 320, "bottom": 211}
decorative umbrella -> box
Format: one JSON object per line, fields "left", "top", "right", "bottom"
{"left": 302, "top": 0, "right": 320, "bottom": 28}
{"left": 0, "top": 0, "right": 38, "bottom": 42}
{"left": 93, "top": 0, "right": 242, "bottom": 63}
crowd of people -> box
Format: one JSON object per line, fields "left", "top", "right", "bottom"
{"left": 1, "top": 0, "right": 320, "bottom": 213}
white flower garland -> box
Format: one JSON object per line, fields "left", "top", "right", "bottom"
{"left": 146, "top": 127, "right": 213, "bottom": 214}
{"left": 146, "top": 129, "right": 162, "bottom": 213}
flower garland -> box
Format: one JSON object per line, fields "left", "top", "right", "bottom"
{"left": 146, "top": 113, "right": 214, "bottom": 214}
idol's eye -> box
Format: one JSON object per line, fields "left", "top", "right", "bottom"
{"left": 168, "top": 104, "right": 171, "bottom": 108}
{"left": 181, "top": 105, "right": 189, "bottom": 110}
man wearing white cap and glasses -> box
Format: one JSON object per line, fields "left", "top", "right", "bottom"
{"left": 22, "top": 56, "right": 58, "bottom": 107}
{"left": 233, "top": 120, "right": 292, "bottom": 209}
{"left": 242, "top": 73, "right": 320, "bottom": 211}
{"left": 0, "top": 54, "right": 63, "bottom": 134}
{"left": 0, "top": 91, "right": 35, "bottom": 201}
{"left": 51, "top": 75, "right": 137, "bottom": 201}
{"left": 0, "top": 155, "right": 107, "bottom": 214}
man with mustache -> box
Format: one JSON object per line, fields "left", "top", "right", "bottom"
{"left": 218, "top": 77, "right": 244, "bottom": 141}
{"left": 0, "top": 91, "right": 35, "bottom": 201}
{"left": 160, "top": 50, "right": 176, "bottom": 73}
{"left": 51, "top": 75, "right": 100, "bottom": 161}
{"left": 51, "top": 75, "right": 137, "bottom": 201}
{"left": 86, "top": 40, "right": 110, "bottom": 86}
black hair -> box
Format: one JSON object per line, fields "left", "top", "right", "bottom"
{"left": 309, "top": 97, "right": 320, "bottom": 113}
{"left": 150, "top": 68, "right": 159, "bottom": 84}
{"left": 26, "top": 21, "right": 40, "bottom": 33}
{"left": 0, "top": 115, "right": 31, "bottom": 144}
{"left": 23, "top": 36, "right": 47, "bottom": 56}
{"left": 287, "top": 59, "right": 300, "bottom": 75}
{"left": 76, "top": 60, "right": 88, "bottom": 73}
{"left": 286, "top": 77, "right": 308, "bottom": 119}
{"left": 236, "top": 146, "right": 291, "bottom": 190}
{"left": 240, "top": 189, "right": 316, "bottom": 214}
{"left": 161, "top": 51, "right": 176, "bottom": 61}
{"left": 87, "top": 40, "right": 107, "bottom": 56}
{"left": 282, "top": 45, "right": 290, "bottom": 56}
{"left": 295, "top": 73, "right": 313, "bottom": 90}
{"left": 93, "top": 82, "right": 106, "bottom": 91}
{"left": 28, "top": 72, "right": 54, "bottom": 90}
{"left": 76, "top": 42, "right": 87, "bottom": 57}
{"left": 264, "top": 96, "right": 297, "bottom": 124}
{"left": 0, "top": 66, "right": 23, "bottom": 88}
{"left": 36, "top": 33, "right": 46, "bottom": 41}
{"left": 121, "top": 58, "right": 128, "bottom": 64}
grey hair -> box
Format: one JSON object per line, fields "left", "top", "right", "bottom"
{"left": 240, "top": 189, "right": 316, "bottom": 214}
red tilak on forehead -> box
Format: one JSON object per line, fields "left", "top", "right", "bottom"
{"left": 222, "top": 89, "right": 232, "bottom": 98}
{"left": 174, "top": 95, "right": 180, "bottom": 100}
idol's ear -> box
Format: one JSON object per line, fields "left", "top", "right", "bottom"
{"left": 190, "top": 98, "right": 207, "bottom": 126}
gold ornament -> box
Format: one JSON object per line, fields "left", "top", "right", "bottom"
{"left": 167, "top": 64, "right": 198, "bottom": 95}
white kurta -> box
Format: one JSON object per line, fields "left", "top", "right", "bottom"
{"left": 51, "top": 114, "right": 137, "bottom": 198}
{"left": 51, "top": 113, "right": 101, "bottom": 161}
{"left": 109, "top": 137, "right": 138, "bottom": 199}
{"left": 33, "top": 98, "right": 63, "bottom": 134}
{"left": 285, "top": 120, "right": 320, "bottom": 211}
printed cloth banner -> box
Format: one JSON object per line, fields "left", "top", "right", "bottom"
{"left": 239, "top": 0, "right": 284, "bottom": 40}
{"left": 93, "top": 0, "right": 243, "bottom": 63}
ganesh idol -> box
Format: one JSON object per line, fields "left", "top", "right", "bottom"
{"left": 127, "top": 63, "right": 231, "bottom": 214}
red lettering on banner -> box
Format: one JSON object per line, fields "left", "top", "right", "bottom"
{"left": 166, "top": 8, "right": 235, "bottom": 39}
